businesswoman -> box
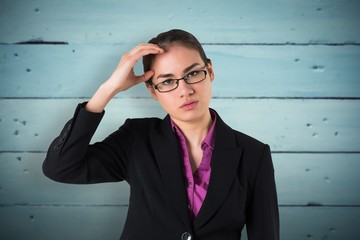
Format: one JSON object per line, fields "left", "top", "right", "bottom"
{"left": 43, "top": 29, "right": 279, "bottom": 240}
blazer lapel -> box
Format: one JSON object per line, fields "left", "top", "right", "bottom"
{"left": 150, "top": 115, "right": 192, "bottom": 229}
{"left": 193, "top": 115, "right": 243, "bottom": 230}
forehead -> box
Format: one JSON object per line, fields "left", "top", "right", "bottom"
{"left": 151, "top": 45, "right": 203, "bottom": 73}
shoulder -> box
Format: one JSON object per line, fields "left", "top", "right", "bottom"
{"left": 231, "top": 127, "right": 270, "bottom": 167}
{"left": 214, "top": 110, "right": 270, "bottom": 169}
{"left": 233, "top": 129, "right": 267, "bottom": 151}
{"left": 222, "top": 125, "right": 274, "bottom": 188}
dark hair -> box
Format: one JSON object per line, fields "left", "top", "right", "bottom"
{"left": 142, "top": 29, "right": 210, "bottom": 84}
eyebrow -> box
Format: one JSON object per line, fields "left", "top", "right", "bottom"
{"left": 156, "top": 63, "right": 201, "bottom": 79}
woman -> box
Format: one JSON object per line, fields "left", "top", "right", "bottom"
{"left": 43, "top": 29, "right": 279, "bottom": 240}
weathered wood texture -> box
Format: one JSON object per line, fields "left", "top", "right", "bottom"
{"left": 1, "top": 45, "right": 360, "bottom": 98}
{"left": 0, "top": 99, "right": 359, "bottom": 152}
{"left": 1, "top": 153, "right": 359, "bottom": 206}
{"left": 1, "top": 0, "right": 359, "bottom": 239}
{"left": 0, "top": 0, "right": 359, "bottom": 44}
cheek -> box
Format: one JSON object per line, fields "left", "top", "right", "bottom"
{"left": 198, "top": 81, "right": 212, "bottom": 96}
{"left": 157, "top": 95, "right": 176, "bottom": 109}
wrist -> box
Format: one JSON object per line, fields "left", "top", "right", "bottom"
{"left": 99, "top": 81, "right": 120, "bottom": 97}
{"left": 85, "top": 83, "right": 117, "bottom": 113}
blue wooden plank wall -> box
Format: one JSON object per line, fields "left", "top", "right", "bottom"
{"left": 1, "top": 0, "right": 360, "bottom": 239}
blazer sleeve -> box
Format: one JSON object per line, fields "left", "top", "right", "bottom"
{"left": 42, "top": 103, "right": 132, "bottom": 184}
{"left": 246, "top": 144, "right": 280, "bottom": 240}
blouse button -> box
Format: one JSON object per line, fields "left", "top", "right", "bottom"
{"left": 181, "top": 232, "right": 192, "bottom": 240}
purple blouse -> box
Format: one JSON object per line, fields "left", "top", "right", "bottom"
{"left": 171, "top": 110, "right": 217, "bottom": 220}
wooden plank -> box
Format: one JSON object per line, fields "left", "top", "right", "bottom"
{"left": 0, "top": 99, "right": 359, "bottom": 152}
{"left": 1, "top": 152, "right": 359, "bottom": 206}
{"left": 0, "top": 0, "right": 359, "bottom": 44}
{"left": 0, "top": 153, "right": 130, "bottom": 205}
{"left": 279, "top": 207, "right": 360, "bottom": 240}
{"left": 1, "top": 45, "right": 360, "bottom": 98}
{"left": 0, "top": 206, "right": 359, "bottom": 240}
{"left": 274, "top": 153, "right": 360, "bottom": 205}
{"left": 212, "top": 99, "right": 360, "bottom": 152}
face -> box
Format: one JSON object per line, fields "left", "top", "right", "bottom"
{"left": 147, "top": 44, "right": 214, "bottom": 124}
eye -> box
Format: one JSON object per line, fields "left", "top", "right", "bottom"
{"left": 187, "top": 71, "right": 199, "bottom": 78}
{"left": 161, "top": 79, "right": 175, "bottom": 85}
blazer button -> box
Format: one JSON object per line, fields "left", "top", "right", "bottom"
{"left": 181, "top": 232, "right": 192, "bottom": 240}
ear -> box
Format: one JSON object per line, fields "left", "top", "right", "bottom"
{"left": 146, "top": 83, "right": 158, "bottom": 100}
{"left": 206, "top": 59, "right": 215, "bottom": 82}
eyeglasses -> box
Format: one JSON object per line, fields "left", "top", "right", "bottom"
{"left": 152, "top": 69, "right": 208, "bottom": 93}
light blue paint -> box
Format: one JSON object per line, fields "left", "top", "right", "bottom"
{"left": 0, "top": 99, "right": 359, "bottom": 151}
{"left": 1, "top": 45, "right": 360, "bottom": 98}
{"left": 0, "top": 0, "right": 359, "bottom": 239}
{"left": 0, "top": 0, "right": 360, "bottom": 44}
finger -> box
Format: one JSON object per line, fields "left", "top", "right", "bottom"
{"left": 132, "top": 43, "right": 164, "bottom": 53}
{"left": 134, "top": 70, "right": 155, "bottom": 84}
{"left": 144, "top": 70, "right": 155, "bottom": 81}
{"left": 128, "top": 44, "right": 164, "bottom": 59}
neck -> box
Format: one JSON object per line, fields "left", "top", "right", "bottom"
{"left": 172, "top": 110, "right": 213, "bottom": 146}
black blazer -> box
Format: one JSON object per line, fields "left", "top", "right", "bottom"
{"left": 43, "top": 104, "right": 279, "bottom": 240}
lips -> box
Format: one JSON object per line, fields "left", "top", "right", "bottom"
{"left": 180, "top": 101, "right": 198, "bottom": 110}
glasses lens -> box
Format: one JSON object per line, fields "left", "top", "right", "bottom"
{"left": 157, "top": 80, "right": 177, "bottom": 92}
{"left": 187, "top": 70, "right": 206, "bottom": 84}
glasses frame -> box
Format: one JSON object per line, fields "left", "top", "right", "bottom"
{"left": 152, "top": 69, "right": 208, "bottom": 93}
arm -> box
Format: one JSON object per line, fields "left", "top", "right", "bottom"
{"left": 85, "top": 43, "right": 164, "bottom": 113}
{"left": 42, "top": 44, "right": 164, "bottom": 183}
{"left": 246, "top": 144, "right": 280, "bottom": 239}
{"left": 42, "top": 103, "right": 132, "bottom": 183}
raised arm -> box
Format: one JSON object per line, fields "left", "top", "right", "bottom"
{"left": 42, "top": 43, "right": 164, "bottom": 184}
{"left": 85, "top": 43, "right": 163, "bottom": 113}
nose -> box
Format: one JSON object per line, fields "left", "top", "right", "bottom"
{"left": 177, "top": 79, "right": 194, "bottom": 97}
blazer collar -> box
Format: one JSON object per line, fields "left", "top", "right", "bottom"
{"left": 150, "top": 112, "right": 243, "bottom": 230}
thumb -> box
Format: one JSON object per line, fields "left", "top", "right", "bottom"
{"left": 143, "top": 70, "right": 155, "bottom": 82}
